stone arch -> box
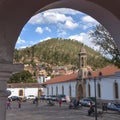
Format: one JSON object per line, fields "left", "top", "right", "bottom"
{"left": 0, "top": 0, "right": 120, "bottom": 63}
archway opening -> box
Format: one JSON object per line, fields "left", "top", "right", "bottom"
{"left": 77, "top": 84, "right": 83, "bottom": 100}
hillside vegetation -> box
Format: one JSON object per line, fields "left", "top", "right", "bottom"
{"left": 14, "top": 38, "right": 110, "bottom": 70}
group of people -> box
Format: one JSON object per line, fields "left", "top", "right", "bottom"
{"left": 6, "top": 98, "right": 22, "bottom": 109}
{"left": 68, "top": 98, "right": 95, "bottom": 116}
{"left": 69, "top": 98, "right": 81, "bottom": 109}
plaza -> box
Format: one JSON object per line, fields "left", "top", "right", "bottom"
{"left": 6, "top": 101, "right": 120, "bottom": 120}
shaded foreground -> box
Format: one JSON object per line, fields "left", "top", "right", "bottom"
{"left": 6, "top": 101, "right": 120, "bottom": 120}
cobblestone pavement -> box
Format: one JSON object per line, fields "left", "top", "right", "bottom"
{"left": 6, "top": 101, "right": 120, "bottom": 120}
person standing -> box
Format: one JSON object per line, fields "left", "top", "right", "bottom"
{"left": 58, "top": 98, "right": 62, "bottom": 107}
{"left": 18, "top": 100, "right": 22, "bottom": 109}
{"left": 6, "top": 99, "right": 11, "bottom": 109}
{"left": 88, "top": 101, "right": 94, "bottom": 116}
{"left": 35, "top": 97, "right": 39, "bottom": 107}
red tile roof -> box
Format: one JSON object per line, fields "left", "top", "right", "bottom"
{"left": 44, "top": 73, "right": 78, "bottom": 84}
{"left": 90, "top": 65, "right": 120, "bottom": 78}
{"left": 44, "top": 65, "right": 120, "bottom": 85}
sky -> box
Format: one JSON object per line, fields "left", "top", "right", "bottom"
{"left": 16, "top": 8, "right": 99, "bottom": 49}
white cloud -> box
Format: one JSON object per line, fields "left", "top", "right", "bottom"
{"left": 57, "top": 29, "right": 67, "bottom": 36}
{"left": 81, "top": 15, "right": 99, "bottom": 30}
{"left": 15, "top": 37, "right": 27, "bottom": 49}
{"left": 17, "top": 37, "right": 25, "bottom": 44}
{"left": 81, "top": 15, "right": 97, "bottom": 23}
{"left": 40, "top": 37, "right": 51, "bottom": 42}
{"left": 68, "top": 32, "right": 98, "bottom": 49}
{"left": 68, "top": 32, "right": 100, "bottom": 50}
{"left": 35, "top": 27, "right": 43, "bottom": 34}
{"left": 45, "top": 27, "right": 51, "bottom": 32}
{"left": 29, "top": 9, "right": 74, "bottom": 25}
{"left": 58, "top": 20, "right": 79, "bottom": 30}
{"left": 64, "top": 20, "right": 79, "bottom": 29}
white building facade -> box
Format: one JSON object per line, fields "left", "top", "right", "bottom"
{"left": 43, "top": 80, "right": 77, "bottom": 98}
{"left": 43, "top": 65, "right": 120, "bottom": 102}
{"left": 86, "top": 67, "right": 120, "bottom": 102}
{"left": 7, "top": 83, "right": 43, "bottom": 98}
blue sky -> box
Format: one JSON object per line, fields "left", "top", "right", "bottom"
{"left": 16, "top": 8, "right": 99, "bottom": 49}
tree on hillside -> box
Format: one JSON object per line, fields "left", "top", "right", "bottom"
{"left": 89, "top": 24, "right": 120, "bottom": 67}
{"left": 8, "top": 71, "right": 34, "bottom": 83}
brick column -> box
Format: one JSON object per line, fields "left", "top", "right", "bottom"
{"left": 0, "top": 63, "right": 23, "bottom": 120}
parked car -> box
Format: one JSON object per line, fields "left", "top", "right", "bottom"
{"left": 8, "top": 96, "right": 22, "bottom": 101}
{"left": 107, "top": 102, "right": 120, "bottom": 112}
{"left": 80, "top": 97, "right": 95, "bottom": 107}
{"left": 57, "top": 95, "right": 66, "bottom": 102}
{"left": 26, "top": 95, "right": 36, "bottom": 100}
{"left": 44, "top": 95, "right": 51, "bottom": 100}
{"left": 51, "top": 95, "right": 57, "bottom": 101}
{"left": 40, "top": 95, "right": 46, "bottom": 100}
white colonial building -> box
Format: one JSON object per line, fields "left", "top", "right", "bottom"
{"left": 86, "top": 65, "right": 120, "bottom": 102}
{"left": 43, "top": 65, "right": 120, "bottom": 102}
{"left": 7, "top": 83, "right": 43, "bottom": 98}
{"left": 43, "top": 46, "right": 120, "bottom": 102}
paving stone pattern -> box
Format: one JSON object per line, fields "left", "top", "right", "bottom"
{"left": 6, "top": 101, "right": 120, "bottom": 120}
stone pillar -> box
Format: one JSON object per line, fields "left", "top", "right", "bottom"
{"left": 0, "top": 72, "right": 11, "bottom": 120}
{"left": 0, "top": 63, "right": 23, "bottom": 120}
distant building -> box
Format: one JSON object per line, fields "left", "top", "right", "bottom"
{"left": 7, "top": 83, "right": 43, "bottom": 98}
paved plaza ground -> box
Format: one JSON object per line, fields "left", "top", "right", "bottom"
{"left": 6, "top": 100, "right": 120, "bottom": 120}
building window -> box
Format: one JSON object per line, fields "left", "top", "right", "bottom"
{"left": 81, "top": 57, "right": 84, "bottom": 67}
{"left": 56, "top": 86, "right": 58, "bottom": 96}
{"left": 114, "top": 81, "right": 119, "bottom": 99}
{"left": 19, "top": 89, "right": 23, "bottom": 96}
{"left": 97, "top": 83, "right": 101, "bottom": 98}
{"left": 51, "top": 87, "right": 53, "bottom": 95}
{"left": 88, "top": 83, "right": 91, "bottom": 97}
{"left": 62, "top": 86, "right": 64, "bottom": 95}
{"left": 69, "top": 85, "right": 72, "bottom": 97}
{"left": 47, "top": 87, "right": 49, "bottom": 95}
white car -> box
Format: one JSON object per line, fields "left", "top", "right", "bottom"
{"left": 26, "top": 95, "right": 36, "bottom": 100}
{"left": 80, "top": 98, "right": 95, "bottom": 107}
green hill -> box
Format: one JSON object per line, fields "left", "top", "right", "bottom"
{"left": 14, "top": 38, "right": 110, "bottom": 70}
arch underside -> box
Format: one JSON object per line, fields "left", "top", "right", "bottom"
{"left": 0, "top": 0, "right": 120, "bottom": 63}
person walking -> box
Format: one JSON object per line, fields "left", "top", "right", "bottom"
{"left": 6, "top": 98, "right": 11, "bottom": 109}
{"left": 88, "top": 101, "right": 94, "bottom": 116}
{"left": 18, "top": 100, "right": 22, "bottom": 109}
{"left": 35, "top": 97, "right": 39, "bottom": 107}
{"left": 58, "top": 98, "right": 62, "bottom": 107}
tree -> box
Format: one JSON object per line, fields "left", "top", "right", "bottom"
{"left": 89, "top": 24, "right": 120, "bottom": 67}
{"left": 8, "top": 70, "right": 35, "bottom": 83}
